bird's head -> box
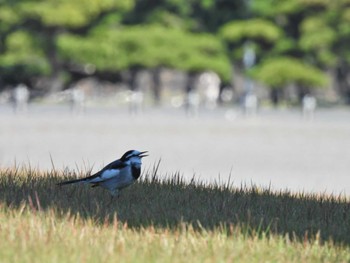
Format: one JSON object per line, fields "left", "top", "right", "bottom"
{"left": 121, "top": 150, "right": 148, "bottom": 166}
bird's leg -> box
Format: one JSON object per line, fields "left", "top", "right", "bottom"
{"left": 107, "top": 190, "right": 119, "bottom": 207}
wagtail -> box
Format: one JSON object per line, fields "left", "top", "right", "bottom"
{"left": 58, "top": 150, "right": 148, "bottom": 197}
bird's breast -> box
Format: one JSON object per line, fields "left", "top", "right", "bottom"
{"left": 131, "top": 166, "right": 141, "bottom": 180}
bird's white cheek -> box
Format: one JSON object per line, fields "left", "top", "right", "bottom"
{"left": 130, "top": 157, "right": 142, "bottom": 166}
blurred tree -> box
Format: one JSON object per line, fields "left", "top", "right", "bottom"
{"left": 220, "top": 18, "right": 282, "bottom": 63}
{"left": 58, "top": 25, "right": 231, "bottom": 102}
{"left": 0, "top": 0, "right": 350, "bottom": 105}
{"left": 219, "top": 0, "right": 350, "bottom": 104}
{"left": 251, "top": 57, "right": 328, "bottom": 105}
{"left": 0, "top": 0, "right": 134, "bottom": 92}
{"left": 0, "top": 30, "right": 50, "bottom": 86}
{"left": 250, "top": 0, "right": 350, "bottom": 104}
{"left": 123, "top": 0, "right": 248, "bottom": 32}
{"left": 120, "top": 0, "right": 244, "bottom": 104}
{"left": 300, "top": 0, "right": 350, "bottom": 103}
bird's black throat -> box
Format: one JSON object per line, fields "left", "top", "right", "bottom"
{"left": 131, "top": 166, "right": 141, "bottom": 180}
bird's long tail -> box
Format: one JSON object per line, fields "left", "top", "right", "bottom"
{"left": 57, "top": 178, "right": 87, "bottom": 186}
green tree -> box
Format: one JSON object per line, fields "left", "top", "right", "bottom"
{"left": 219, "top": 0, "right": 343, "bottom": 104}
{"left": 1, "top": 0, "right": 349, "bottom": 106}
{"left": 123, "top": 0, "right": 248, "bottom": 32}
{"left": 250, "top": 0, "right": 350, "bottom": 103}
{"left": 0, "top": 0, "right": 133, "bottom": 91}
{"left": 297, "top": 1, "right": 350, "bottom": 103}
{"left": 220, "top": 18, "right": 282, "bottom": 63}
{"left": 58, "top": 25, "right": 231, "bottom": 101}
{"left": 251, "top": 57, "right": 328, "bottom": 104}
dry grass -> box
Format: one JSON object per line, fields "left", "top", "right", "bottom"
{"left": 0, "top": 165, "right": 349, "bottom": 262}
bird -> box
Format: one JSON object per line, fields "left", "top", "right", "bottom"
{"left": 57, "top": 150, "right": 148, "bottom": 197}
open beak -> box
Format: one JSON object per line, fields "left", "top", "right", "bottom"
{"left": 139, "top": 151, "right": 148, "bottom": 158}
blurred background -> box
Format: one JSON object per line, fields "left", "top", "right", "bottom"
{"left": 0, "top": 0, "right": 350, "bottom": 194}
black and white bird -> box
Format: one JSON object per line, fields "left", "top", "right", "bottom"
{"left": 57, "top": 150, "right": 148, "bottom": 197}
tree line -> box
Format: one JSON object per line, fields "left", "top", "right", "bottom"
{"left": 1, "top": 0, "right": 350, "bottom": 104}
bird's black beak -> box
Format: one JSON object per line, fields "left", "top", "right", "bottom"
{"left": 139, "top": 151, "right": 148, "bottom": 158}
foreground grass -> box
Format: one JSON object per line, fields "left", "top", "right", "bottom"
{"left": 1, "top": 206, "right": 349, "bottom": 263}
{"left": 0, "top": 166, "right": 349, "bottom": 262}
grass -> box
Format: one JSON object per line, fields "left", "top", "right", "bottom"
{"left": 0, "top": 165, "right": 349, "bottom": 262}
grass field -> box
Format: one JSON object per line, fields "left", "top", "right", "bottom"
{"left": 0, "top": 165, "right": 349, "bottom": 262}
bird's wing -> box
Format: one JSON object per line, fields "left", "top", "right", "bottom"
{"left": 85, "top": 160, "right": 128, "bottom": 183}
{"left": 96, "top": 168, "right": 134, "bottom": 191}
{"left": 57, "top": 159, "right": 127, "bottom": 186}
{"left": 88, "top": 169, "right": 121, "bottom": 183}
{"left": 103, "top": 159, "right": 128, "bottom": 171}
